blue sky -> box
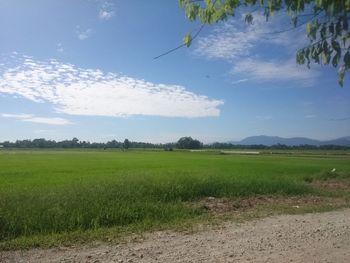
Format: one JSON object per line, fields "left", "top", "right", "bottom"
{"left": 0, "top": 0, "right": 349, "bottom": 143}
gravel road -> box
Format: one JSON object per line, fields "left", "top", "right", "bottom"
{"left": 2, "top": 209, "right": 350, "bottom": 263}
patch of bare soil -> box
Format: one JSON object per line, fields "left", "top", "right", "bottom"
{"left": 2, "top": 209, "right": 350, "bottom": 263}
{"left": 310, "top": 179, "right": 350, "bottom": 191}
{"left": 190, "top": 195, "right": 348, "bottom": 214}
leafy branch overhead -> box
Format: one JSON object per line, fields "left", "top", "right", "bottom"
{"left": 184, "top": 32, "right": 193, "bottom": 47}
{"left": 179, "top": 0, "right": 350, "bottom": 86}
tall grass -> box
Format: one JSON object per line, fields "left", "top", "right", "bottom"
{"left": 0, "top": 150, "right": 349, "bottom": 242}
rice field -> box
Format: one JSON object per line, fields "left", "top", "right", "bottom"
{"left": 0, "top": 149, "right": 349, "bottom": 248}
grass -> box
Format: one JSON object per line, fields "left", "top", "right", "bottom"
{"left": 0, "top": 149, "right": 350, "bottom": 250}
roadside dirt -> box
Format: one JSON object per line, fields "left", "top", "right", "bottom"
{"left": 191, "top": 195, "right": 348, "bottom": 214}
{"left": 2, "top": 208, "right": 350, "bottom": 263}
{"left": 310, "top": 179, "right": 350, "bottom": 191}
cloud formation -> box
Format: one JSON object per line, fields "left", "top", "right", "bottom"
{"left": 256, "top": 115, "right": 273, "bottom": 120}
{"left": 76, "top": 27, "right": 92, "bottom": 40}
{"left": 232, "top": 78, "right": 248, "bottom": 85}
{"left": 1, "top": 113, "right": 72, "bottom": 125}
{"left": 194, "top": 12, "right": 316, "bottom": 85}
{"left": 327, "top": 116, "right": 350, "bottom": 121}
{"left": 57, "top": 43, "right": 64, "bottom": 53}
{"left": 99, "top": 1, "right": 115, "bottom": 20}
{"left": 231, "top": 58, "right": 318, "bottom": 86}
{"left": 195, "top": 13, "right": 306, "bottom": 61}
{"left": 0, "top": 55, "right": 223, "bottom": 118}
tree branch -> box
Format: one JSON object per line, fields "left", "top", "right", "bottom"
{"left": 153, "top": 24, "right": 205, "bottom": 60}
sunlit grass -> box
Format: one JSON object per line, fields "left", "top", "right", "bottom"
{"left": 0, "top": 149, "right": 349, "bottom": 248}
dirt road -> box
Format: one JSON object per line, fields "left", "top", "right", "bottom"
{"left": 2, "top": 209, "right": 350, "bottom": 263}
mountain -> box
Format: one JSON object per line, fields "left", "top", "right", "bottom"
{"left": 230, "top": 136, "right": 350, "bottom": 146}
{"left": 322, "top": 136, "right": 350, "bottom": 146}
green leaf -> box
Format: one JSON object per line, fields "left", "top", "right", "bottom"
{"left": 327, "top": 2, "right": 334, "bottom": 15}
{"left": 322, "top": 53, "right": 328, "bottom": 65}
{"left": 346, "top": 0, "right": 350, "bottom": 9}
{"left": 187, "top": 5, "right": 199, "bottom": 21}
{"left": 313, "top": 43, "right": 322, "bottom": 64}
{"left": 320, "top": 25, "right": 326, "bottom": 40}
{"left": 328, "top": 22, "right": 334, "bottom": 35}
{"left": 306, "top": 22, "right": 312, "bottom": 35}
{"left": 204, "top": 0, "right": 213, "bottom": 7}
{"left": 183, "top": 33, "right": 192, "bottom": 47}
{"left": 331, "top": 39, "right": 341, "bottom": 53}
{"left": 344, "top": 51, "right": 350, "bottom": 69}
{"left": 311, "top": 46, "right": 316, "bottom": 58}
{"left": 343, "top": 14, "right": 349, "bottom": 31}
{"left": 338, "top": 66, "right": 346, "bottom": 87}
{"left": 304, "top": 47, "right": 310, "bottom": 67}
{"left": 322, "top": 40, "right": 329, "bottom": 51}
{"left": 322, "top": 51, "right": 330, "bottom": 65}
{"left": 296, "top": 50, "right": 305, "bottom": 65}
{"left": 335, "top": 20, "right": 342, "bottom": 37}
{"left": 307, "top": 21, "right": 318, "bottom": 40}
{"left": 332, "top": 53, "right": 340, "bottom": 67}
{"left": 179, "top": 0, "right": 186, "bottom": 8}
{"left": 245, "top": 13, "right": 253, "bottom": 24}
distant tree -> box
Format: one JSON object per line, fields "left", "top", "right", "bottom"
{"left": 123, "top": 138, "right": 130, "bottom": 150}
{"left": 106, "top": 140, "right": 122, "bottom": 148}
{"left": 177, "top": 136, "right": 203, "bottom": 149}
{"left": 164, "top": 143, "right": 175, "bottom": 151}
{"left": 178, "top": 0, "right": 350, "bottom": 86}
{"left": 72, "top": 137, "right": 79, "bottom": 148}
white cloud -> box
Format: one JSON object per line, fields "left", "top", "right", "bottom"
{"left": 1, "top": 113, "right": 72, "bottom": 125}
{"left": 24, "top": 117, "right": 71, "bottom": 125}
{"left": 57, "top": 42, "right": 64, "bottom": 53}
{"left": 98, "top": 1, "right": 115, "bottom": 20}
{"left": 305, "top": 114, "right": 316, "bottom": 119}
{"left": 231, "top": 58, "right": 318, "bottom": 86}
{"left": 76, "top": 27, "right": 92, "bottom": 40}
{"left": 99, "top": 10, "right": 114, "bottom": 20}
{"left": 194, "top": 12, "right": 315, "bottom": 85}
{"left": 2, "top": 113, "right": 33, "bottom": 119}
{"left": 195, "top": 13, "right": 307, "bottom": 61}
{"left": 232, "top": 78, "right": 248, "bottom": 85}
{"left": 256, "top": 115, "right": 273, "bottom": 120}
{"left": 327, "top": 117, "right": 350, "bottom": 121}
{"left": 0, "top": 55, "right": 223, "bottom": 118}
{"left": 195, "top": 20, "right": 254, "bottom": 60}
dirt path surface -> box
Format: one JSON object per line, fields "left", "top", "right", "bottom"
{"left": 2, "top": 209, "right": 350, "bottom": 263}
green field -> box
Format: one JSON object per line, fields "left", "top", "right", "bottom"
{"left": 1, "top": 149, "right": 350, "bottom": 249}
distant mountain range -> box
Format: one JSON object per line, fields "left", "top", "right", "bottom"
{"left": 230, "top": 136, "right": 350, "bottom": 146}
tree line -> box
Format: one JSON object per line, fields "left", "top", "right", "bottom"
{"left": 0, "top": 138, "right": 165, "bottom": 149}
{"left": 0, "top": 137, "right": 349, "bottom": 150}
{"left": 207, "top": 142, "right": 350, "bottom": 151}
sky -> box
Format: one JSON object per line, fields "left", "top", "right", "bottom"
{"left": 0, "top": 0, "right": 349, "bottom": 143}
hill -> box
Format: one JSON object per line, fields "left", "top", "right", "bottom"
{"left": 231, "top": 136, "right": 350, "bottom": 146}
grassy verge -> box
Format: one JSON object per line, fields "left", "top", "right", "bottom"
{"left": 2, "top": 194, "right": 349, "bottom": 251}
